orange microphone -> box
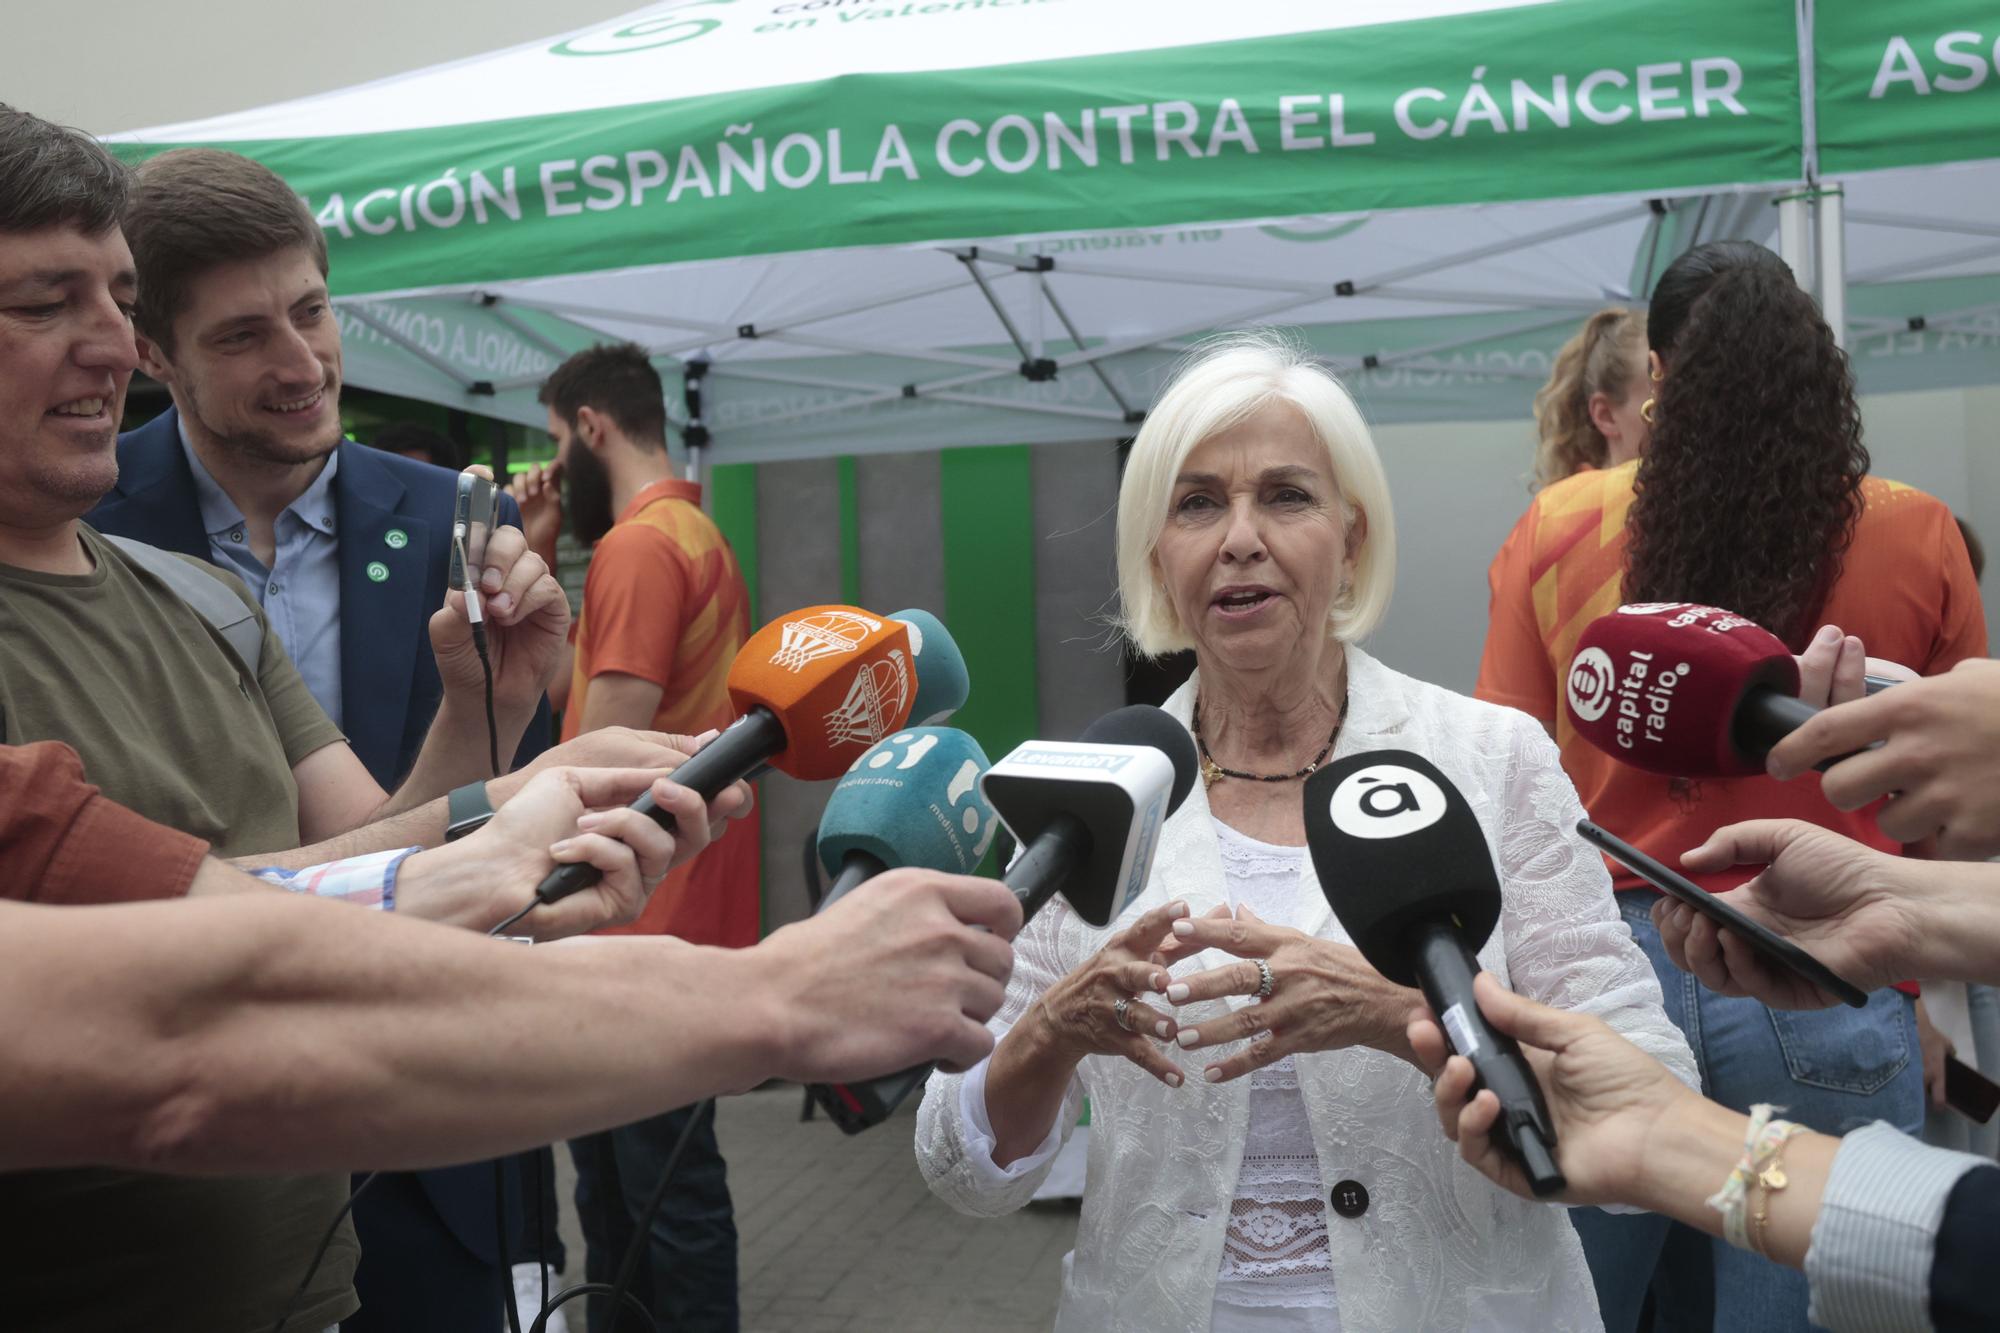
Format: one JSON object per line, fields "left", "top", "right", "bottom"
{"left": 530, "top": 605, "right": 914, "bottom": 907}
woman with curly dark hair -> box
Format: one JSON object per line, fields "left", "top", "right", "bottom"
{"left": 1476, "top": 239, "right": 1986, "bottom": 1333}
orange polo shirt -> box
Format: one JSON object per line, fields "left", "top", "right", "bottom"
{"left": 1477, "top": 462, "right": 1986, "bottom": 896}
{"left": 565, "top": 478, "right": 760, "bottom": 946}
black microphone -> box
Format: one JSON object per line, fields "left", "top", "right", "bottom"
{"left": 1303, "top": 750, "right": 1565, "bottom": 1197}
{"left": 983, "top": 705, "right": 1200, "bottom": 926}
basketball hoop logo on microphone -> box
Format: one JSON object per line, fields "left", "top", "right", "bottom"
{"left": 824, "top": 649, "right": 911, "bottom": 749}
{"left": 1327, "top": 763, "right": 1448, "bottom": 840}
{"left": 772, "top": 609, "right": 883, "bottom": 673}
{"left": 1567, "top": 647, "right": 1618, "bottom": 723}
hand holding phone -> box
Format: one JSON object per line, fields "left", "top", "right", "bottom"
{"left": 1576, "top": 819, "right": 1870, "bottom": 1009}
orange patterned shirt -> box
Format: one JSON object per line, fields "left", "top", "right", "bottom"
{"left": 565, "top": 478, "right": 760, "bottom": 946}
{"left": 1477, "top": 461, "right": 1986, "bottom": 894}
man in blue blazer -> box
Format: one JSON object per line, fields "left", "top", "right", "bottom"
{"left": 94, "top": 405, "right": 551, "bottom": 787}
{"left": 91, "top": 146, "right": 560, "bottom": 1332}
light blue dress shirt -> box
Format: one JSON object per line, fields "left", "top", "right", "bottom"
{"left": 178, "top": 422, "right": 345, "bottom": 728}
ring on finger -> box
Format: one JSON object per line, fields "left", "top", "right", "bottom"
{"left": 1113, "top": 997, "right": 1132, "bottom": 1031}
{"left": 1253, "top": 958, "right": 1275, "bottom": 1001}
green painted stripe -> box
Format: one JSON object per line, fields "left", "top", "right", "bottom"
{"left": 940, "top": 445, "right": 1038, "bottom": 874}
{"left": 708, "top": 462, "right": 759, "bottom": 627}
{"left": 838, "top": 455, "right": 861, "bottom": 609}
{"left": 706, "top": 460, "right": 764, "bottom": 932}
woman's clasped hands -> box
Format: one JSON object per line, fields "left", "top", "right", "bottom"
{"left": 1030, "top": 899, "right": 1422, "bottom": 1091}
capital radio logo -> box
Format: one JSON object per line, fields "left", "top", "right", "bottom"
{"left": 1567, "top": 647, "right": 1617, "bottom": 723}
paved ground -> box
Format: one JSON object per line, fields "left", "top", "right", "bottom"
{"left": 546, "top": 1085, "right": 1078, "bottom": 1332}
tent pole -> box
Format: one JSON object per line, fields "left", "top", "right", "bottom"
{"left": 1819, "top": 187, "right": 1847, "bottom": 351}
{"left": 1778, "top": 195, "right": 1813, "bottom": 291}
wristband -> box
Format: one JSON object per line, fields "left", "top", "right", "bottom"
{"left": 446, "top": 780, "right": 495, "bottom": 842}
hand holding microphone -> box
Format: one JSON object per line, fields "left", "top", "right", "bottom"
{"left": 1307, "top": 750, "right": 1565, "bottom": 1195}
{"left": 530, "top": 604, "right": 922, "bottom": 910}
{"left": 1410, "top": 973, "right": 1711, "bottom": 1209}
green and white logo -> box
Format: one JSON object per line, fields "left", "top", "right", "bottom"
{"left": 550, "top": 1, "right": 731, "bottom": 57}
{"left": 384, "top": 529, "right": 409, "bottom": 549}
{"left": 366, "top": 561, "right": 390, "bottom": 583}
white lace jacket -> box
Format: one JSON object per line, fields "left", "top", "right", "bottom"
{"left": 916, "top": 647, "right": 1698, "bottom": 1333}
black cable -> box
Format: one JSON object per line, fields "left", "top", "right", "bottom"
{"left": 530, "top": 1283, "right": 655, "bottom": 1333}
{"left": 602, "top": 1099, "right": 712, "bottom": 1332}
{"left": 474, "top": 622, "right": 500, "bottom": 778}
{"left": 490, "top": 896, "right": 540, "bottom": 937}
{"left": 536, "top": 1149, "right": 550, "bottom": 1323}
{"left": 270, "top": 1170, "right": 380, "bottom": 1333}
{"left": 498, "top": 1159, "right": 523, "bottom": 1333}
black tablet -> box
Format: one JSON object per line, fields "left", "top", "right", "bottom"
{"left": 1576, "top": 818, "right": 1870, "bottom": 1009}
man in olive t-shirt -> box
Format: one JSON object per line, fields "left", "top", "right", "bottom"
{"left": 0, "top": 109, "right": 569, "bottom": 1332}
{"left": 0, "top": 526, "right": 362, "bottom": 1331}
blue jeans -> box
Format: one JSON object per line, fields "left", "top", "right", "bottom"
{"left": 569, "top": 1104, "right": 738, "bottom": 1332}
{"left": 1572, "top": 891, "right": 1923, "bottom": 1333}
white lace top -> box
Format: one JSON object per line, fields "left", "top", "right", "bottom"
{"left": 1209, "top": 822, "right": 1340, "bottom": 1318}
{"left": 920, "top": 648, "right": 1698, "bottom": 1333}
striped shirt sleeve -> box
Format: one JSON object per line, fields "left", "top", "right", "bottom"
{"left": 247, "top": 847, "right": 419, "bottom": 911}
{"left": 1805, "top": 1121, "right": 1990, "bottom": 1332}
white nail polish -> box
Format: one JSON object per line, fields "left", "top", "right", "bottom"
{"left": 1205, "top": 1067, "right": 1223, "bottom": 1083}
{"left": 1177, "top": 1029, "right": 1199, "bottom": 1048}
{"left": 1166, "top": 1070, "right": 1183, "bottom": 1087}
{"left": 1167, "top": 983, "right": 1190, "bottom": 1002}
{"left": 1155, "top": 1020, "right": 1171, "bottom": 1039}
{"left": 1171, "top": 920, "right": 1194, "bottom": 936}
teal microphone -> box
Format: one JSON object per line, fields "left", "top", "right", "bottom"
{"left": 815, "top": 726, "right": 997, "bottom": 909}
{"left": 890, "top": 608, "right": 970, "bottom": 725}
{"left": 808, "top": 727, "right": 998, "bottom": 1133}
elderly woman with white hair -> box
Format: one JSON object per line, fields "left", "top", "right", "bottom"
{"left": 915, "top": 334, "right": 1696, "bottom": 1331}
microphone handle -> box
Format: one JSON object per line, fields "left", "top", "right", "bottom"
{"left": 816, "top": 849, "right": 888, "bottom": 913}
{"left": 533, "top": 707, "right": 787, "bottom": 906}
{"left": 1732, "top": 687, "right": 1817, "bottom": 764}
{"left": 810, "top": 815, "right": 1093, "bottom": 1136}
{"left": 1734, "top": 686, "right": 1868, "bottom": 774}
{"left": 804, "top": 848, "right": 929, "bottom": 1134}
{"left": 1002, "top": 813, "right": 1092, "bottom": 923}
{"left": 1409, "top": 922, "right": 1567, "bottom": 1198}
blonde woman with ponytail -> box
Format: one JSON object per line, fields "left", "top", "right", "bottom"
{"left": 1529, "top": 307, "right": 1650, "bottom": 489}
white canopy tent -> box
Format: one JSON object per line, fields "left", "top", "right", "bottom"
{"left": 108, "top": 1, "right": 2000, "bottom": 467}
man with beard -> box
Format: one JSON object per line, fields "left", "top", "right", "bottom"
{"left": 514, "top": 344, "right": 758, "bottom": 1333}
{"left": 84, "top": 147, "right": 562, "bottom": 1330}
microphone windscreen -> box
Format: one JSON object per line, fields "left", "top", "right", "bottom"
{"left": 1564, "top": 603, "right": 1800, "bottom": 777}
{"left": 817, "top": 728, "right": 998, "bottom": 877}
{"left": 888, "top": 609, "right": 970, "bottom": 726}
{"left": 728, "top": 605, "right": 916, "bottom": 780}
{"left": 1303, "top": 750, "right": 1500, "bottom": 987}
{"left": 1078, "top": 705, "right": 1199, "bottom": 816}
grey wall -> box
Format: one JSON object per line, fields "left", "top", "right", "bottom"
{"left": 1031, "top": 442, "right": 1127, "bottom": 742}
{"left": 754, "top": 458, "right": 846, "bottom": 929}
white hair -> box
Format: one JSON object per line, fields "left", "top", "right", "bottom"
{"left": 1115, "top": 331, "right": 1396, "bottom": 657}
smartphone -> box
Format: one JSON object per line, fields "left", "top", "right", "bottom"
{"left": 1946, "top": 1054, "right": 2000, "bottom": 1124}
{"left": 449, "top": 470, "right": 497, "bottom": 593}
{"left": 1575, "top": 818, "right": 1870, "bottom": 1008}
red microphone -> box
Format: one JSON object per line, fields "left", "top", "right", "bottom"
{"left": 1563, "top": 603, "right": 1807, "bottom": 777}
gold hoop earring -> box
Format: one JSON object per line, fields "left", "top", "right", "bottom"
{"left": 1650, "top": 367, "right": 1663, "bottom": 383}
{"left": 1640, "top": 397, "right": 1657, "bottom": 424}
